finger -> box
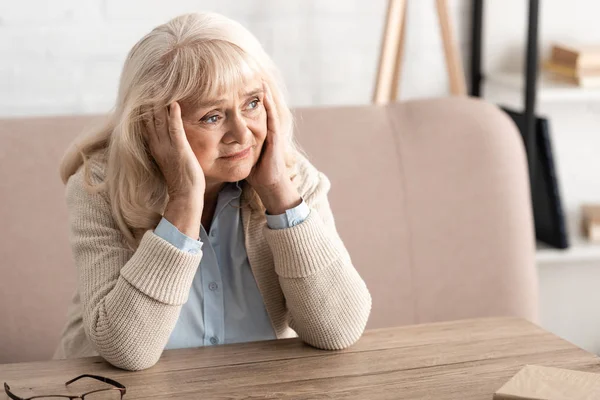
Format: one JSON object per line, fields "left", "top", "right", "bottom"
{"left": 168, "top": 102, "right": 185, "bottom": 142}
{"left": 142, "top": 107, "right": 164, "bottom": 160}
{"left": 262, "top": 83, "right": 279, "bottom": 139}
{"left": 141, "top": 106, "right": 156, "bottom": 144}
{"left": 153, "top": 103, "right": 170, "bottom": 145}
{"left": 143, "top": 88, "right": 158, "bottom": 141}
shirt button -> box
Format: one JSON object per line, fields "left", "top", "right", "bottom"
{"left": 208, "top": 282, "right": 218, "bottom": 291}
{"left": 210, "top": 229, "right": 217, "bottom": 237}
{"left": 210, "top": 336, "right": 219, "bottom": 345}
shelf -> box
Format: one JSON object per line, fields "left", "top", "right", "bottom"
{"left": 537, "top": 237, "right": 600, "bottom": 265}
{"left": 536, "top": 213, "right": 600, "bottom": 265}
{"left": 485, "top": 72, "right": 600, "bottom": 103}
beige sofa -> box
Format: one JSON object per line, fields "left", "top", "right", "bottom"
{"left": 0, "top": 97, "right": 538, "bottom": 364}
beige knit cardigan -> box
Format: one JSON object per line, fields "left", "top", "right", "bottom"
{"left": 53, "top": 156, "right": 372, "bottom": 371}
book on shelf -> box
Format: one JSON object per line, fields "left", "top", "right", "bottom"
{"left": 551, "top": 43, "right": 600, "bottom": 70}
{"left": 581, "top": 204, "right": 600, "bottom": 242}
{"left": 544, "top": 60, "right": 600, "bottom": 87}
{"left": 543, "top": 61, "right": 600, "bottom": 78}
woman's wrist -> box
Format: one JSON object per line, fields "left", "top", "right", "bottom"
{"left": 163, "top": 195, "right": 203, "bottom": 240}
{"left": 256, "top": 179, "right": 302, "bottom": 215}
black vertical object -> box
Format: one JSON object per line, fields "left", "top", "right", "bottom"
{"left": 470, "top": 0, "right": 540, "bottom": 170}
{"left": 470, "top": 0, "right": 569, "bottom": 249}
{"left": 501, "top": 108, "right": 569, "bottom": 249}
{"left": 469, "top": 0, "right": 484, "bottom": 97}
{"left": 524, "top": 0, "right": 540, "bottom": 187}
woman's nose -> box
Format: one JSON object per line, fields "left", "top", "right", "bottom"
{"left": 224, "top": 113, "right": 250, "bottom": 144}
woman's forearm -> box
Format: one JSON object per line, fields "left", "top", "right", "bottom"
{"left": 83, "top": 230, "right": 203, "bottom": 371}
{"left": 264, "top": 211, "right": 371, "bottom": 350}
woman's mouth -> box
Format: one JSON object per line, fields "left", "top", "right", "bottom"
{"left": 220, "top": 146, "right": 252, "bottom": 161}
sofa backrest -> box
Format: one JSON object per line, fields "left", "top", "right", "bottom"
{"left": 0, "top": 97, "right": 537, "bottom": 363}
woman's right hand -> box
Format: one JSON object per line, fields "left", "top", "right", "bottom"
{"left": 145, "top": 102, "right": 205, "bottom": 201}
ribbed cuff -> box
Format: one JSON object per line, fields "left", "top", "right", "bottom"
{"left": 263, "top": 210, "right": 343, "bottom": 278}
{"left": 120, "top": 230, "right": 203, "bottom": 305}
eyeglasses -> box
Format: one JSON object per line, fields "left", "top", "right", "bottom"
{"left": 4, "top": 374, "right": 127, "bottom": 400}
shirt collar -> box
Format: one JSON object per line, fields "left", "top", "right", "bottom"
{"left": 221, "top": 181, "right": 243, "bottom": 198}
{"left": 215, "top": 181, "right": 243, "bottom": 215}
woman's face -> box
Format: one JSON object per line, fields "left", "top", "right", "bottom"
{"left": 180, "top": 76, "right": 267, "bottom": 186}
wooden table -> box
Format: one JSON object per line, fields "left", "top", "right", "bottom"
{"left": 2, "top": 317, "right": 599, "bottom": 399}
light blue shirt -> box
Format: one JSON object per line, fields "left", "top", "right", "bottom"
{"left": 154, "top": 182, "right": 310, "bottom": 349}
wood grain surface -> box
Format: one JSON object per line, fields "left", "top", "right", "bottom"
{"left": 2, "top": 318, "right": 599, "bottom": 399}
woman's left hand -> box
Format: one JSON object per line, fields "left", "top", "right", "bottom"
{"left": 247, "top": 83, "right": 302, "bottom": 215}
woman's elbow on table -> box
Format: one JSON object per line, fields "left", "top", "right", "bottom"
{"left": 329, "top": 295, "right": 372, "bottom": 350}
{"left": 95, "top": 344, "right": 163, "bottom": 371}
{"left": 295, "top": 287, "right": 373, "bottom": 351}
{"left": 83, "top": 312, "right": 168, "bottom": 371}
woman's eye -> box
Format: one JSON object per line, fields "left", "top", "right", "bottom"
{"left": 202, "top": 115, "right": 220, "bottom": 124}
{"left": 247, "top": 99, "right": 259, "bottom": 110}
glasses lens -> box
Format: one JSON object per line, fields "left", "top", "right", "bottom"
{"left": 84, "top": 389, "right": 122, "bottom": 400}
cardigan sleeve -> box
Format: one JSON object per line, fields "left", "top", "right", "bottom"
{"left": 65, "top": 165, "right": 202, "bottom": 371}
{"left": 262, "top": 170, "right": 372, "bottom": 350}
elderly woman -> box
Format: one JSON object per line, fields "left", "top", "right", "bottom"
{"left": 53, "top": 12, "right": 371, "bottom": 371}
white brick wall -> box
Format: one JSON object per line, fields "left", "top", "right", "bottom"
{"left": 0, "top": 0, "right": 471, "bottom": 117}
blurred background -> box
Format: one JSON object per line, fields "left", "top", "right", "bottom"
{"left": 0, "top": 0, "right": 469, "bottom": 114}
{"left": 2, "top": 0, "right": 600, "bottom": 356}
